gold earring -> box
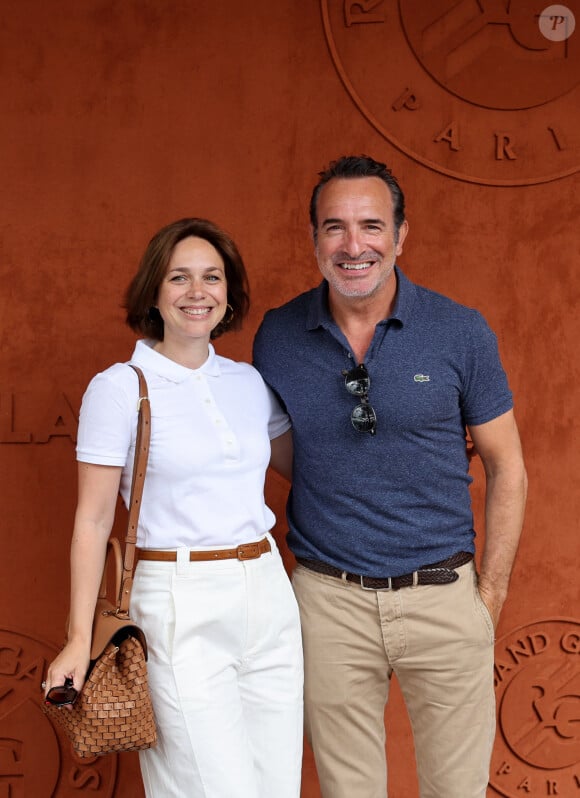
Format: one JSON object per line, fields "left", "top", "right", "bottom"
{"left": 222, "top": 304, "right": 235, "bottom": 326}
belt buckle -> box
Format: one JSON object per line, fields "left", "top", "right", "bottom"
{"left": 359, "top": 575, "right": 393, "bottom": 591}
{"left": 237, "top": 542, "right": 260, "bottom": 560}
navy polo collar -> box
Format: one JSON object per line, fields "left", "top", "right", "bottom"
{"left": 306, "top": 266, "right": 416, "bottom": 331}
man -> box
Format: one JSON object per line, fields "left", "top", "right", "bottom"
{"left": 253, "top": 155, "right": 527, "bottom": 798}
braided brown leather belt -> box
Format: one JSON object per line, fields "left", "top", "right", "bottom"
{"left": 295, "top": 551, "right": 473, "bottom": 591}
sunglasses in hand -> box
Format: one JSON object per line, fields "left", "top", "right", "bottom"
{"left": 45, "top": 677, "right": 79, "bottom": 707}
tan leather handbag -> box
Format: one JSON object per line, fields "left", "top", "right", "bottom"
{"left": 43, "top": 365, "right": 157, "bottom": 757}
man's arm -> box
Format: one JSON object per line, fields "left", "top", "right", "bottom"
{"left": 468, "top": 409, "right": 527, "bottom": 629}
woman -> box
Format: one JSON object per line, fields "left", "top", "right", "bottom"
{"left": 45, "top": 218, "right": 303, "bottom": 797}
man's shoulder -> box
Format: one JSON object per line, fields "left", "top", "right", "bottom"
{"left": 412, "top": 279, "right": 475, "bottom": 314}
{"left": 254, "top": 286, "right": 323, "bottom": 371}
{"left": 407, "top": 277, "right": 484, "bottom": 329}
{"left": 259, "top": 286, "right": 320, "bottom": 331}
{"left": 265, "top": 286, "right": 318, "bottom": 314}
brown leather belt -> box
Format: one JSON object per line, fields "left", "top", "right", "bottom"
{"left": 296, "top": 551, "right": 473, "bottom": 591}
{"left": 138, "top": 537, "right": 271, "bottom": 562}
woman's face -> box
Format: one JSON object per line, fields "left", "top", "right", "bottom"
{"left": 156, "top": 236, "right": 228, "bottom": 346}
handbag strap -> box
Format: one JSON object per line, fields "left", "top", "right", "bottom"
{"left": 116, "top": 364, "right": 151, "bottom": 615}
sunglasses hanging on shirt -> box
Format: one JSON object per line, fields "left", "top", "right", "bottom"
{"left": 342, "top": 363, "right": 377, "bottom": 435}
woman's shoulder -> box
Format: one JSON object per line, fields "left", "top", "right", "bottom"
{"left": 214, "top": 355, "right": 269, "bottom": 389}
{"left": 84, "top": 361, "right": 141, "bottom": 403}
{"left": 215, "top": 354, "right": 259, "bottom": 377}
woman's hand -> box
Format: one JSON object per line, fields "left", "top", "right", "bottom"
{"left": 45, "top": 638, "right": 91, "bottom": 701}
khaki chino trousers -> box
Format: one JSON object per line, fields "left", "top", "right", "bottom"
{"left": 292, "top": 560, "right": 495, "bottom": 798}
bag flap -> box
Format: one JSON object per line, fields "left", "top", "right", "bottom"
{"left": 90, "top": 596, "right": 148, "bottom": 661}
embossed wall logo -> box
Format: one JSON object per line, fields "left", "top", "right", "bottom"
{"left": 0, "top": 628, "right": 117, "bottom": 797}
{"left": 490, "top": 619, "right": 580, "bottom": 797}
{"left": 321, "top": 0, "right": 580, "bottom": 185}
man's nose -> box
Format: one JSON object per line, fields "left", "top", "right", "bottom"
{"left": 344, "top": 228, "right": 365, "bottom": 256}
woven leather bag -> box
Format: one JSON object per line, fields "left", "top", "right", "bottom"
{"left": 43, "top": 365, "right": 157, "bottom": 757}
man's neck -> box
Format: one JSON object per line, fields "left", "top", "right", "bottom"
{"left": 328, "top": 278, "right": 397, "bottom": 363}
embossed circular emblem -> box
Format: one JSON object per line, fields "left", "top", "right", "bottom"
{"left": 0, "top": 628, "right": 117, "bottom": 797}
{"left": 490, "top": 619, "right": 580, "bottom": 797}
{"left": 321, "top": 0, "right": 580, "bottom": 185}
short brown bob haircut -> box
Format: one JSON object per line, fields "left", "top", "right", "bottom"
{"left": 125, "top": 218, "right": 250, "bottom": 341}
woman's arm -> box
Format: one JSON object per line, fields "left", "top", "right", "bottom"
{"left": 45, "top": 462, "right": 122, "bottom": 696}
{"left": 269, "top": 429, "right": 293, "bottom": 482}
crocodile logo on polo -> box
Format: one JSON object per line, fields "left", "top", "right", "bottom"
{"left": 413, "top": 374, "right": 430, "bottom": 382}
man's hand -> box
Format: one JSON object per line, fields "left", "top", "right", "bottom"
{"left": 477, "top": 579, "right": 505, "bottom": 630}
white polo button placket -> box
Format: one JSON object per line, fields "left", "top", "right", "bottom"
{"left": 194, "top": 373, "right": 240, "bottom": 463}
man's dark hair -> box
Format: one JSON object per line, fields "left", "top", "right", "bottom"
{"left": 309, "top": 155, "right": 406, "bottom": 242}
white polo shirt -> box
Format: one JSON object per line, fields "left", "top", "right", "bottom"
{"left": 76, "top": 339, "right": 290, "bottom": 549}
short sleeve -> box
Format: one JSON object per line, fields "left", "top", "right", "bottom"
{"left": 461, "top": 311, "right": 513, "bottom": 426}
{"left": 265, "top": 384, "right": 291, "bottom": 440}
{"left": 76, "top": 370, "right": 133, "bottom": 466}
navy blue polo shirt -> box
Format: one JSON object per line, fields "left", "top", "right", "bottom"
{"left": 253, "top": 267, "right": 513, "bottom": 578}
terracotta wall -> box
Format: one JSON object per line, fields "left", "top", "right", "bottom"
{"left": 1, "top": 1, "right": 579, "bottom": 796}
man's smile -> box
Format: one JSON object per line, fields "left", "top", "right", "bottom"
{"left": 337, "top": 261, "right": 375, "bottom": 271}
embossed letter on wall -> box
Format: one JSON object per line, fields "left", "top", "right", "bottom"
{"left": 0, "top": 392, "right": 78, "bottom": 444}
{"left": 321, "top": 0, "right": 580, "bottom": 185}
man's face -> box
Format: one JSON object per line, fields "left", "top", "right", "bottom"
{"left": 314, "top": 177, "right": 408, "bottom": 301}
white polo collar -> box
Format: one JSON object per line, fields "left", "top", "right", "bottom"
{"left": 131, "top": 339, "right": 222, "bottom": 382}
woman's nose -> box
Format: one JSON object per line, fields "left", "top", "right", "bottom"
{"left": 186, "top": 279, "right": 205, "bottom": 297}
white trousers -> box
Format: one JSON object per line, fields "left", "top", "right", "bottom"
{"left": 130, "top": 535, "right": 304, "bottom": 798}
